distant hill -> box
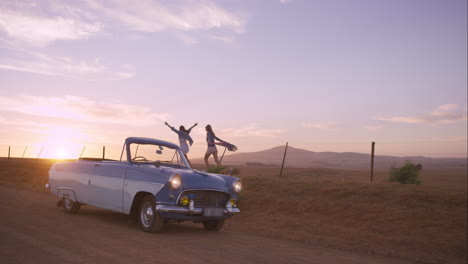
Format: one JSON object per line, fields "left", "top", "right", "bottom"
{"left": 192, "top": 146, "right": 467, "bottom": 169}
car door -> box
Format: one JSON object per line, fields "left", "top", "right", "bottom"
{"left": 88, "top": 162, "right": 127, "bottom": 212}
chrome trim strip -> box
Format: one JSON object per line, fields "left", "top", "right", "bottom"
{"left": 125, "top": 179, "right": 164, "bottom": 186}
{"left": 155, "top": 204, "right": 240, "bottom": 215}
{"left": 90, "top": 173, "right": 125, "bottom": 180}
{"left": 225, "top": 200, "right": 233, "bottom": 214}
{"left": 189, "top": 199, "right": 195, "bottom": 214}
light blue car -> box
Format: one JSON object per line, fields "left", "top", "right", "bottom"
{"left": 46, "top": 137, "right": 241, "bottom": 232}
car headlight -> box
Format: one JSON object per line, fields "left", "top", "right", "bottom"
{"left": 233, "top": 181, "right": 242, "bottom": 193}
{"left": 169, "top": 174, "right": 182, "bottom": 189}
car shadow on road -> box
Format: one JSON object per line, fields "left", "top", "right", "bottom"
{"left": 71, "top": 206, "right": 227, "bottom": 235}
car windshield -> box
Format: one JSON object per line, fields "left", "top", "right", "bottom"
{"left": 129, "top": 143, "right": 191, "bottom": 169}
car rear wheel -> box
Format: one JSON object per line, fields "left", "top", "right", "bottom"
{"left": 138, "top": 195, "right": 165, "bottom": 233}
{"left": 202, "top": 220, "right": 225, "bottom": 231}
{"left": 63, "top": 197, "right": 80, "bottom": 214}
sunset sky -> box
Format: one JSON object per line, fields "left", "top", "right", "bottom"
{"left": 0, "top": 0, "right": 467, "bottom": 159}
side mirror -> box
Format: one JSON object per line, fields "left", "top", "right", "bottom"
{"left": 154, "top": 160, "right": 161, "bottom": 167}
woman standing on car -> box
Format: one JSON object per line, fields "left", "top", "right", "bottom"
{"left": 165, "top": 122, "right": 197, "bottom": 166}
{"left": 204, "top": 124, "right": 223, "bottom": 169}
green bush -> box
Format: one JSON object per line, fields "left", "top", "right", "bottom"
{"left": 387, "top": 160, "right": 422, "bottom": 185}
{"left": 206, "top": 166, "right": 226, "bottom": 174}
{"left": 205, "top": 166, "right": 239, "bottom": 175}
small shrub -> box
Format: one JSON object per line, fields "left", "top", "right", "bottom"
{"left": 206, "top": 166, "right": 226, "bottom": 174}
{"left": 387, "top": 160, "right": 423, "bottom": 185}
{"left": 206, "top": 166, "right": 239, "bottom": 175}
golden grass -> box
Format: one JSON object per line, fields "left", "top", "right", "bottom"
{"left": 227, "top": 177, "right": 466, "bottom": 263}
{"left": 1, "top": 158, "right": 467, "bottom": 263}
{"left": 0, "top": 158, "right": 56, "bottom": 191}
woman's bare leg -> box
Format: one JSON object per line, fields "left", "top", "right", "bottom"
{"left": 204, "top": 153, "right": 211, "bottom": 169}
{"left": 213, "top": 152, "right": 222, "bottom": 167}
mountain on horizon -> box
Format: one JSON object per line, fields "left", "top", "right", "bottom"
{"left": 192, "top": 145, "right": 467, "bottom": 169}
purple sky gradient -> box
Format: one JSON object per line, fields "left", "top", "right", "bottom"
{"left": 0, "top": 0, "right": 466, "bottom": 159}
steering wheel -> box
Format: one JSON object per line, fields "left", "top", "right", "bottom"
{"left": 132, "top": 156, "right": 148, "bottom": 162}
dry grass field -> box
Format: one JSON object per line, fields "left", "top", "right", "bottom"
{"left": 215, "top": 165, "right": 467, "bottom": 263}
{"left": 1, "top": 158, "right": 466, "bottom": 263}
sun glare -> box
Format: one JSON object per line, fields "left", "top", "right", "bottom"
{"left": 55, "top": 147, "right": 67, "bottom": 159}
{"left": 38, "top": 142, "right": 81, "bottom": 159}
{"left": 36, "top": 125, "right": 87, "bottom": 159}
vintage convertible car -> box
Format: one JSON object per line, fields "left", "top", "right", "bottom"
{"left": 46, "top": 137, "right": 241, "bottom": 232}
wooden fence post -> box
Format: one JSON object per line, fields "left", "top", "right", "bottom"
{"left": 79, "top": 146, "right": 86, "bottom": 159}
{"left": 8, "top": 146, "right": 11, "bottom": 160}
{"left": 103, "top": 146, "right": 106, "bottom": 160}
{"left": 279, "top": 142, "right": 288, "bottom": 177}
{"left": 37, "top": 146, "right": 44, "bottom": 159}
{"left": 370, "top": 141, "right": 375, "bottom": 182}
{"left": 22, "top": 146, "right": 27, "bottom": 159}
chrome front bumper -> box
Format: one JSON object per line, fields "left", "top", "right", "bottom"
{"left": 155, "top": 200, "right": 240, "bottom": 215}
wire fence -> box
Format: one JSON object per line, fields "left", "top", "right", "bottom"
{"left": 1, "top": 142, "right": 466, "bottom": 186}
{"left": 0, "top": 141, "right": 465, "bottom": 161}
{"left": 0, "top": 144, "right": 123, "bottom": 161}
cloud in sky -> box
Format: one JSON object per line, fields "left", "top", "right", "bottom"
{"left": 0, "top": 49, "right": 135, "bottom": 80}
{"left": 0, "top": 95, "right": 169, "bottom": 127}
{"left": 0, "top": 1, "right": 131, "bottom": 80}
{"left": 302, "top": 122, "right": 339, "bottom": 131}
{"left": 0, "top": 0, "right": 245, "bottom": 78}
{"left": 0, "top": 7, "right": 102, "bottom": 47}
{"left": 364, "top": 125, "right": 384, "bottom": 131}
{"left": 209, "top": 34, "right": 236, "bottom": 44}
{"left": 0, "top": 0, "right": 246, "bottom": 47}
{"left": 85, "top": 0, "right": 246, "bottom": 34}
{"left": 377, "top": 104, "right": 467, "bottom": 124}
{"left": 207, "top": 124, "right": 285, "bottom": 138}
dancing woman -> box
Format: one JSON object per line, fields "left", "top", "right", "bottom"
{"left": 164, "top": 122, "right": 197, "bottom": 166}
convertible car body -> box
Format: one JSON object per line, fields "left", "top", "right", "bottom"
{"left": 46, "top": 137, "right": 241, "bottom": 232}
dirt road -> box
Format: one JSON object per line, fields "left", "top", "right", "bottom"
{"left": 0, "top": 185, "right": 415, "bottom": 264}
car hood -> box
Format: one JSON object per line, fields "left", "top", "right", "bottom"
{"left": 179, "top": 170, "right": 230, "bottom": 192}
{"left": 140, "top": 165, "right": 236, "bottom": 193}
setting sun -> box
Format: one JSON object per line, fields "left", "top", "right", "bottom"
{"left": 38, "top": 142, "right": 82, "bottom": 160}
{"left": 55, "top": 147, "right": 67, "bottom": 159}
{"left": 33, "top": 125, "right": 88, "bottom": 159}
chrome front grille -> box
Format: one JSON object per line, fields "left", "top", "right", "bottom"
{"left": 181, "top": 190, "right": 230, "bottom": 207}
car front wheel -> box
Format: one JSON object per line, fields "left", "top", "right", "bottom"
{"left": 63, "top": 197, "right": 80, "bottom": 214}
{"left": 202, "top": 220, "right": 225, "bottom": 231}
{"left": 138, "top": 195, "right": 165, "bottom": 233}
